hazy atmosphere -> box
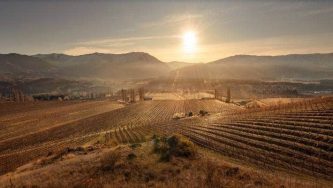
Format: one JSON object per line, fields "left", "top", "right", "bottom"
{"left": 1, "top": 0, "right": 333, "bottom": 62}
{"left": 0, "top": 1, "right": 333, "bottom": 188}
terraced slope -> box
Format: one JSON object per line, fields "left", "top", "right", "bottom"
{"left": 0, "top": 101, "right": 125, "bottom": 174}
{"left": 0, "top": 99, "right": 235, "bottom": 175}
{"left": 163, "top": 98, "right": 333, "bottom": 179}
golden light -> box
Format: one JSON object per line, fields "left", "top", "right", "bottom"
{"left": 182, "top": 31, "right": 197, "bottom": 53}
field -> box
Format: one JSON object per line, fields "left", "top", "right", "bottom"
{"left": 0, "top": 99, "right": 238, "bottom": 175}
{"left": 145, "top": 91, "right": 214, "bottom": 100}
{"left": 162, "top": 98, "right": 333, "bottom": 179}
{"left": 0, "top": 97, "right": 332, "bottom": 187}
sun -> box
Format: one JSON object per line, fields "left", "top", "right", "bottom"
{"left": 182, "top": 31, "right": 197, "bottom": 53}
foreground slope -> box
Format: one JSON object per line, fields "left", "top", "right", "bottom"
{"left": 1, "top": 98, "right": 332, "bottom": 187}
{"left": 0, "top": 100, "right": 235, "bottom": 175}
{"left": 160, "top": 97, "right": 333, "bottom": 180}
{"left": 1, "top": 136, "right": 328, "bottom": 188}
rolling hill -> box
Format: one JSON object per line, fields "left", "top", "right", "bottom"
{"left": 0, "top": 52, "right": 170, "bottom": 81}
{"left": 35, "top": 52, "right": 170, "bottom": 80}
{"left": 176, "top": 53, "right": 333, "bottom": 81}
{"left": 1, "top": 52, "right": 333, "bottom": 82}
{"left": 0, "top": 53, "right": 55, "bottom": 78}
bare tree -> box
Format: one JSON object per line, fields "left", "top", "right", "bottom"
{"left": 138, "top": 88, "right": 145, "bottom": 101}
{"left": 129, "top": 89, "right": 135, "bottom": 102}
{"left": 226, "top": 87, "right": 231, "bottom": 103}
{"left": 121, "top": 89, "right": 128, "bottom": 102}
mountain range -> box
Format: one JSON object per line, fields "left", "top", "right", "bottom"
{"left": 175, "top": 53, "right": 333, "bottom": 81}
{"left": 0, "top": 52, "right": 332, "bottom": 82}
{"left": 34, "top": 52, "right": 170, "bottom": 80}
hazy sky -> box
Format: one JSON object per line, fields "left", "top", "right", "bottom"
{"left": 0, "top": 0, "right": 333, "bottom": 63}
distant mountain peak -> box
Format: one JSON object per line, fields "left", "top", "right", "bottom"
{"left": 211, "top": 52, "right": 333, "bottom": 64}
{"left": 177, "top": 52, "right": 333, "bottom": 81}
{"left": 30, "top": 51, "right": 170, "bottom": 80}
{"left": 1, "top": 52, "right": 333, "bottom": 81}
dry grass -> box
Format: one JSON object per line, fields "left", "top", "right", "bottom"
{"left": 100, "top": 148, "right": 121, "bottom": 172}
{"left": 1, "top": 137, "right": 329, "bottom": 188}
{"left": 152, "top": 134, "right": 197, "bottom": 162}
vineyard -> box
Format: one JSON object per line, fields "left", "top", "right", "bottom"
{"left": 0, "top": 99, "right": 236, "bottom": 175}
{"left": 145, "top": 91, "right": 214, "bottom": 100}
{"left": 1, "top": 97, "right": 332, "bottom": 182}
{"left": 157, "top": 97, "right": 333, "bottom": 180}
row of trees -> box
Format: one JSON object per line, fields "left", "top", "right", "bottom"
{"left": 120, "top": 88, "right": 145, "bottom": 103}
{"left": 214, "top": 87, "right": 231, "bottom": 103}
{"left": 0, "top": 88, "right": 33, "bottom": 102}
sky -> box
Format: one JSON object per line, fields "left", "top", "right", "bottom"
{"left": 0, "top": 0, "right": 333, "bottom": 63}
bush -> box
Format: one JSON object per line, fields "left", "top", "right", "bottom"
{"left": 127, "top": 153, "right": 137, "bottom": 160}
{"left": 199, "top": 110, "right": 208, "bottom": 116}
{"left": 204, "top": 161, "right": 223, "bottom": 187}
{"left": 153, "top": 135, "right": 196, "bottom": 162}
{"left": 130, "top": 143, "right": 141, "bottom": 149}
{"left": 153, "top": 136, "right": 169, "bottom": 156}
{"left": 101, "top": 150, "right": 121, "bottom": 171}
{"left": 167, "top": 135, "right": 196, "bottom": 159}
{"left": 225, "top": 167, "right": 239, "bottom": 177}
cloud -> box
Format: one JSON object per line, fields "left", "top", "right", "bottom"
{"left": 65, "top": 34, "right": 180, "bottom": 56}
{"left": 76, "top": 35, "right": 179, "bottom": 46}
{"left": 65, "top": 13, "right": 204, "bottom": 57}
{"left": 64, "top": 36, "right": 180, "bottom": 57}
{"left": 141, "top": 13, "right": 204, "bottom": 28}
{"left": 64, "top": 46, "right": 114, "bottom": 55}
{"left": 305, "top": 6, "right": 333, "bottom": 16}
{"left": 65, "top": 32, "right": 333, "bottom": 63}
{"left": 198, "top": 32, "right": 333, "bottom": 62}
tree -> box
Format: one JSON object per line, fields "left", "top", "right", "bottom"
{"left": 226, "top": 87, "right": 231, "bottom": 103}
{"left": 139, "top": 88, "right": 145, "bottom": 101}
{"left": 121, "top": 89, "right": 128, "bottom": 102}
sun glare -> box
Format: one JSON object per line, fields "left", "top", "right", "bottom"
{"left": 182, "top": 31, "right": 197, "bottom": 53}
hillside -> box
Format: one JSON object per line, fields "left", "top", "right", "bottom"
{"left": 176, "top": 53, "right": 333, "bottom": 81}
{"left": 0, "top": 97, "right": 332, "bottom": 187}
{"left": 2, "top": 52, "right": 333, "bottom": 82}
{"left": 0, "top": 52, "right": 170, "bottom": 81}
{"left": 35, "top": 52, "right": 170, "bottom": 80}
{"left": 0, "top": 53, "right": 55, "bottom": 78}
{"left": 0, "top": 136, "right": 321, "bottom": 188}
{"left": 34, "top": 53, "right": 75, "bottom": 67}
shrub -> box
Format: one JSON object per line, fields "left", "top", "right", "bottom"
{"left": 130, "top": 143, "right": 141, "bottom": 149}
{"left": 225, "top": 167, "right": 239, "bottom": 177}
{"left": 101, "top": 150, "right": 121, "bottom": 171}
{"left": 168, "top": 135, "right": 196, "bottom": 158}
{"left": 204, "top": 161, "right": 222, "bottom": 187}
{"left": 159, "top": 150, "right": 171, "bottom": 162}
{"left": 152, "top": 136, "right": 167, "bottom": 152}
{"left": 152, "top": 136, "right": 161, "bottom": 153}
{"left": 199, "top": 110, "right": 208, "bottom": 116}
{"left": 127, "top": 153, "right": 137, "bottom": 160}
{"left": 153, "top": 135, "right": 196, "bottom": 162}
